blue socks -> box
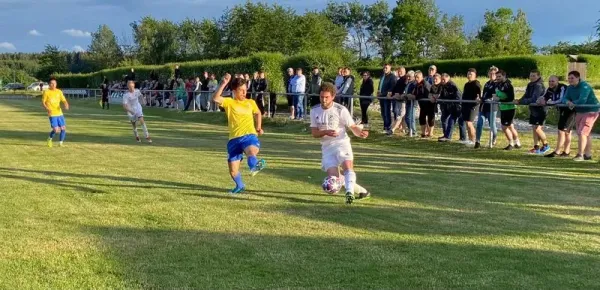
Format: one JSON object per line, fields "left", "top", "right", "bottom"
{"left": 59, "top": 130, "right": 66, "bottom": 142}
{"left": 49, "top": 131, "right": 56, "bottom": 139}
{"left": 247, "top": 155, "right": 258, "bottom": 170}
{"left": 232, "top": 173, "right": 244, "bottom": 189}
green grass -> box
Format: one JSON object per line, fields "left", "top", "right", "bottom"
{"left": 1, "top": 98, "right": 599, "bottom": 289}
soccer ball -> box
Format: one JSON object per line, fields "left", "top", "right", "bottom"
{"left": 322, "top": 176, "right": 342, "bottom": 194}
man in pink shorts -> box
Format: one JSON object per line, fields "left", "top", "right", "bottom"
{"left": 565, "top": 71, "right": 600, "bottom": 161}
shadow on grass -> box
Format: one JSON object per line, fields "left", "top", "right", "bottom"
{"left": 83, "top": 225, "right": 600, "bottom": 289}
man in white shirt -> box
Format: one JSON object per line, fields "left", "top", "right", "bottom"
{"left": 122, "top": 80, "right": 152, "bottom": 143}
{"left": 310, "top": 82, "right": 370, "bottom": 204}
{"left": 290, "top": 68, "right": 307, "bottom": 120}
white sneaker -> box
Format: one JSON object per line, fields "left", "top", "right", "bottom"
{"left": 459, "top": 140, "right": 470, "bottom": 145}
{"left": 464, "top": 140, "right": 475, "bottom": 147}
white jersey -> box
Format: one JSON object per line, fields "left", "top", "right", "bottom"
{"left": 122, "top": 89, "right": 143, "bottom": 117}
{"left": 310, "top": 103, "right": 354, "bottom": 148}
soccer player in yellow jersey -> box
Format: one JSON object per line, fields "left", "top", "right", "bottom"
{"left": 212, "top": 73, "right": 266, "bottom": 194}
{"left": 42, "top": 78, "right": 69, "bottom": 147}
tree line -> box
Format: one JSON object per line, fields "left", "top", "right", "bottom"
{"left": 1, "top": 0, "right": 600, "bottom": 82}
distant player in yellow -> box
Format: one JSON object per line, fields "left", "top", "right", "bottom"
{"left": 212, "top": 73, "right": 266, "bottom": 194}
{"left": 42, "top": 78, "right": 69, "bottom": 147}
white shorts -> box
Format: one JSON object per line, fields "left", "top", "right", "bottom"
{"left": 321, "top": 141, "right": 353, "bottom": 171}
{"left": 127, "top": 107, "right": 143, "bottom": 122}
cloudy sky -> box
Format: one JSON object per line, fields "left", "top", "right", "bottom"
{"left": 0, "top": 0, "right": 598, "bottom": 53}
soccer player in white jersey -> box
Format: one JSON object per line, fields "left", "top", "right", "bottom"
{"left": 122, "top": 80, "right": 152, "bottom": 143}
{"left": 310, "top": 82, "right": 370, "bottom": 204}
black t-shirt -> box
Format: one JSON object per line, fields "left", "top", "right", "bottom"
{"left": 463, "top": 80, "right": 482, "bottom": 101}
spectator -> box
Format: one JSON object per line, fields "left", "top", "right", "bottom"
{"left": 100, "top": 78, "right": 109, "bottom": 110}
{"left": 475, "top": 66, "right": 499, "bottom": 149}
{"left": 438, "top": 73, "right": 466, "bottom": 142}
{"left": 461, "top": 68, "right": 482, "bottom": 146}
{"left": 493, "top": 70, "right": 521, "bottom": 150}
{"left": 334, "top": 67, "right": 344, "bottom": 91}
{"left": 184, "top": 77, "right": 194, "bottom": 111}
{"left": 391, "top": 66, "right": 408, "bottom": 134}
{"left": 414, "top": 71, "right": 435, "bottom": 138}
{"left": 290, "top": 68, "right": 306, "bottom": 120}
{"left": 207, "top": 74, "right": 219, "bottom": 111}
{"left": 193, "top": 76, "right": 202, "bottom": 111}
{"left": 379, "top": 64, "right": 397, "bottom": 135}
{"left": 308, "top": 66, "right": 322, "bottom": 107}
{"left": 255, "top": 70, "right": 268, "bottom": 116}
{"left": 425, "top": 65, "right": 436, "bottom": 85}
{"left": 174, "top": 65, "right": 181, "bottom": 79}
{"left": 403, "top": 70, "right": 418, "bottom": 136}
{"left": 544, "top": 76, "right": 571, "bottom": 158}
{"left": 285, "top": 67, "right": 295, "bottom": 118}
{"left": 359, "top": 71, "right": 374, "bottom": 127}
{"left": 565, "top": 70, "right": 600, "bottom": 161}
{"left": 339, "top": 67, "right": 355, "bottom": 112}
{"left": 516, "top": 69, "right": 550, "bottom": 154}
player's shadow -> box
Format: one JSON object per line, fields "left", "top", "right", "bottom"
{"left": 79, "top": 225, "right": 600, "bottom": 289}
{"left": 0, "top": 167, "right": 323, "bottom": 204}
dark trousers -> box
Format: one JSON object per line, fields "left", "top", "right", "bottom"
{"left": 380, "top": 99, "right": 392, "bottom": 130}
{"left": 269, "top": 93, "right": 277, "bottom": 118}
{"left": 255, "top": 93, "right": 265, "bottom": 115}
{"left": 102, "top": 98, "right": 109, "bottom": 110}
{"left": 443, "top": 106, "right": 466, "bottom": 140}
{"left": 184, "top": 94, "right": 194, "bottom": 111}
{"left": 360, "top": 100, "right": 371, "bottom": 124}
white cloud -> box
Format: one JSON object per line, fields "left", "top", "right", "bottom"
{"left": 0, "top": 42, "right": 16, "bottom": 50}
{"left": 72, "top": 45, "right": 85, "bottom": 52}
{"left": 28, "top": 29, "right": 42, "bottom": 36}
{"left": 61, "top": 29, "right": 91, "bottom": 37}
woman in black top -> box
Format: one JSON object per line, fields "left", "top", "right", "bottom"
{"left": 411, "top": 71, "right": 434, "bottom": 138}
{"left": 359, "top": 72, "right": 374, "bottom": 126}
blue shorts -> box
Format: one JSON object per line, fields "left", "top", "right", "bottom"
{"left": 49, "top": 116, "right": 66, "bottom": 128}
{"left": 227, "top": 134, "right": 260, "bottom": 162}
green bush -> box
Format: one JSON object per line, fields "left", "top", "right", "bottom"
{"left": 577, "top": 54, "right": 600, "bottom": 80}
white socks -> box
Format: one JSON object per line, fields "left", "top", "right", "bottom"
{"left": 343, "top": 170, "right": 356, "bottom": 194}
{"left": 132, "top": 122, "right": 139, "bottom": 138}
{"left": 141, "top": 123, "right": 149, "bottom": 138}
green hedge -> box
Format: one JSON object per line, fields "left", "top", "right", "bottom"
{"left": 577, "top": 54, "right": 600, "bottom": 80}
{"left": 55, "top": 52, "right": 290, "bottom": 90}
{"left": 356, "top": 55, "right": 570, "bottom": 80}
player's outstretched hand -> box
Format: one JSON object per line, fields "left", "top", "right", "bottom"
{"left": 257, "top": 128, "right": 264, "bottom": 136}
{"left": 359, "top": 130, "right": 369, "bottom": 138}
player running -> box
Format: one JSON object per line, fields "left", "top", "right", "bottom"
{"left": 122, "top": 80, "right": 152, "bottom": 143}
{"left": 310, "top": 82, "right": 370, "bottom": 205}
{"left": 42, "top": 77, "right": 69, "bottom": 147}
{"left": 212, "top": 73, "right": 266, "bottom": 194}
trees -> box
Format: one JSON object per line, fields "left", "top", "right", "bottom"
{"left": 88, "top": 25, "right": 123, "bottom": 70}
{"left": 130, "top": 17, "right": 180, "bottom": 65}
{"left": 389, "top": 0, "right": 440, "bottom": 63}
{"left": 475, "top": 8, "right": 534, "bottom": 57}
{"left": 37, "top": 45, "right": 68, "bottom": 79}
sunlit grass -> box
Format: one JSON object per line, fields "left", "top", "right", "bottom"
{"left": 0, "top": 98, "right": 598, "bottom": 289}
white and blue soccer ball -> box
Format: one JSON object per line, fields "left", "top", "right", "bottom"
{"left": 322, "top": 176, "right": 342, "bottom": 194}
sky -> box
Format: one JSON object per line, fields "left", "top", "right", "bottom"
{"left": 0, "top": 0, "right": 599, "bottom": 53}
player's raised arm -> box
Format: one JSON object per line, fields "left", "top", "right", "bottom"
{"left": 212, "top": 73, "right": 231, "bottom": 105}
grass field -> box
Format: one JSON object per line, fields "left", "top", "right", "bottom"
{"left": 1, "top": 98, "right": 599, "bottom": 289}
